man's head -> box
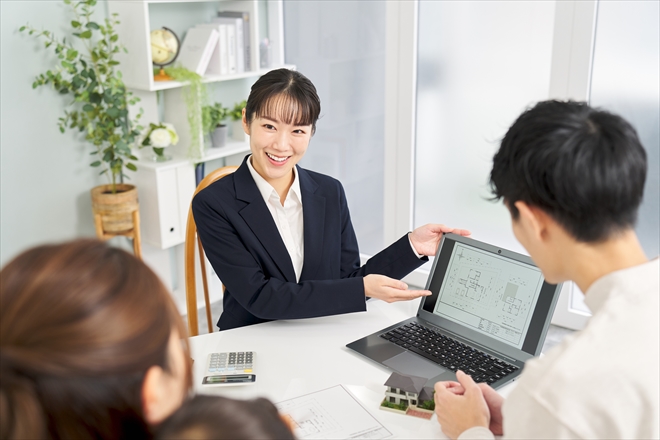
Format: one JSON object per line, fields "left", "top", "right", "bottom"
{"left": 490, "top": 100, "right": 647, "bottom": 281}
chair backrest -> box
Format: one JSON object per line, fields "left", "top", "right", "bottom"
{"left": 185, "top": 166, "right": 238, "bottom": 336}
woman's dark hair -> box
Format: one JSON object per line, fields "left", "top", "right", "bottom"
{"left": 156, "top": 395, "right": 295, "bottom": 440}
{"left": 490, "top": 100, "right": 647, "bottom": 243}
{"left": 245, "top": 68, "right": 321, "bottom": 133}
{"left": 0, "top": 239, "right": 191, "bottom": 439}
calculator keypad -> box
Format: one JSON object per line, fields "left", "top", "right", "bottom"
{"left": 207, "top": 352, "right": 254, "bottom": 375}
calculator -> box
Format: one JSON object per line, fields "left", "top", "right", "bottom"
{"left": 202, "top": 351, "right": 256, "bottom": 387}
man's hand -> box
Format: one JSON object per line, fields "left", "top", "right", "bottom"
{"left": 363, "top": 275, "right": 431, "bottom": 303}
{"left": 434, "top": 371, "right": 490, "bottom": 440}
{"left": 431, "top": 379, "right": 505, "bottom": 436}
{"left": 477, "top": 383, "right": 504, "bottom": 435}
{"left": 409, "top": 224, "right": 471, "bottom": 256}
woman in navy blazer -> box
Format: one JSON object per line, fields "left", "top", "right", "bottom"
{"left": 193, "top": 69, "right": 469, "bottom": 330}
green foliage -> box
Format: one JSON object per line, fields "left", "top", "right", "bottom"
{"left": 380, "top": 399, "right": 408, "bottom": 411}
{"left": 20, "top": 0, "right": 142, "bottom": 193}
{"left": 162, "top": 65, "right": 209, "bottom": 162}
{"left": 229, "top": 100, "right": 247, "bottom": 121}
{"left": 202, "top": 102, "right": 229, "bottom": 133}
{"left": 419, "top": 400, "right": 435, "bottom": 411}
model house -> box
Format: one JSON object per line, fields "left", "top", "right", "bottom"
{"left": 381, "top": 372, "right": 435, "bottom": 419}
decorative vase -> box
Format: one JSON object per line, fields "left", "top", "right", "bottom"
{"left": 152, "top": 147, "right": 172, "bottom": 162}
{"left": 232, "top": 119, "right": 248, "bottom": 142}
{"left": 211, "top": 125, "right": 228, "bottom": 148}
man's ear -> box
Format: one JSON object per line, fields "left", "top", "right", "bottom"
{"left": 514, "top": 201, "right": 551, "bottom": 242}
{"left": 142, "top": 365, "right": 168, "bottom": 425}
{"left": 242, "top": 107, "right": 250, "bottom": 135}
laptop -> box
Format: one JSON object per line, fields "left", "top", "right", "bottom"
{"left": 347, "top": 233, "right": 562, "bottom": 389}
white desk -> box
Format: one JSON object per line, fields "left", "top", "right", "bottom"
{"left": 189, "top": 299, "right": 514, "bottom": 439}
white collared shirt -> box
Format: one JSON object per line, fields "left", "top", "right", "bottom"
{"left": 459, "top": 258, "right": 660, "bottom": 440}
{"left": 247, "top": 156, "right": 304, "bottom": 282}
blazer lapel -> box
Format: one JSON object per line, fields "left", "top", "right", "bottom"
{"left": 299, "top": 167, "right": 325, "bottom": 281}
{"left": 234, "top": 158, "right": 297, "bottom": 282}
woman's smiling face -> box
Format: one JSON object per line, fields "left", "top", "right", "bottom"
{"left": 243, "top": 94, "right": 313, "bottom": 188}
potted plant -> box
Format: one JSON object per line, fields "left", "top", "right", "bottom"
{"left": 203, "top": 102, "right": 229, "bottom": 148}
{"left": 20, "top": 0, "right": 144, "bottom": 242}
{"left": 230, "top": 100, "right": 248, "bottom": 142}
{"left": 140, "top": 122, "right": 179, "bottom": 161}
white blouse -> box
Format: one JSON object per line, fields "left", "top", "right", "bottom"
{"left": 247, "top": 156, "right": 304, "bottom": 282}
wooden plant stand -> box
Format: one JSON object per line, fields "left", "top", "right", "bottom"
{"left": 91, "top": 184, "right": 142, "bottom": 259}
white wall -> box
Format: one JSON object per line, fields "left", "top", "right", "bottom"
{"left": 0, "top": 1, "right": 111, "bottom": 265}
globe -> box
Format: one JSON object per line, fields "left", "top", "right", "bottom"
{"left": 150, "top": 27, "right": 179, "bottom": 81}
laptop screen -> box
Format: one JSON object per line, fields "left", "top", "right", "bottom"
{"left": 430, "top": 242, "right": 544, "bottom": 350}
{"left": 422, "top": 235, "right": 557, "bottom": 355}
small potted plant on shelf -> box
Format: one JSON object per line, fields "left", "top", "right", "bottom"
{"left": 20, "top": 0, "right": 144, "bottom": 250}
{"left": 140, "top": 122, "right": 179, "bottom": 162}
{"left": 203, "top": 102, "right": 229, "bottom": 149}
{"left": 230, "top": 100, "right": 248, "bottom": 142}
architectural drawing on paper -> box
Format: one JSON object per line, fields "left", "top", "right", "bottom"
{"left": 278, "top": 400, "right": 340, "bottom": 437}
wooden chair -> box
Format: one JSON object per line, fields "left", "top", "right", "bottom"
{"left": 185, "top": 166, "right": 238, "bottom": 336}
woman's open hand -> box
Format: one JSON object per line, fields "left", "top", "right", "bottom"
{"left": 409, "top": 224, "right": 471, "bottom": 256}
{"left": 363, "top": 275, "right": 431, "bottom": 303}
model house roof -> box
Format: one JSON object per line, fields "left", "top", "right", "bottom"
{"left": 384, "top": 372, "right": 434, "bottom": 401}
{"left": 384, "top": 372, "right": 427, "bottom": 394}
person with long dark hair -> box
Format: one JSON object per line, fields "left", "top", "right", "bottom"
{"left": 0, "top": 239, "right": 192, "bottom": 439}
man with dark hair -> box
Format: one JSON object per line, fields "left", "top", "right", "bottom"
{"left": 433, "top": 101, "right": 659, "bottom": 439}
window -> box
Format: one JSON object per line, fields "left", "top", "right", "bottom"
{"left": 414, "top": 0, "right": 556, "bottom": 254}
{"left": 589, "top": 0, "right": 659, "bottom": 259}
{"left": 284, "top": 1, "right": 386, "bottom": 255}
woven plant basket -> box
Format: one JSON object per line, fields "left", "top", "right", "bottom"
{"left": 90, "top": 184, "right": 139, "bottom": 234}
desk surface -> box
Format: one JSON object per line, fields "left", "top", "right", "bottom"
{"left": 189, "top": 299, "right": 514, "bottom": 439}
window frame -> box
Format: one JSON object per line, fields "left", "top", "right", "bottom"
{"left": 381, "top": 0, "right": 598, "bottom": 330}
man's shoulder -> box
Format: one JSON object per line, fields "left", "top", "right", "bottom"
{"left": 511, "top": 289, "right": 660, "bottom": 438}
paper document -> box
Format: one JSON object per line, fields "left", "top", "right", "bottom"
{"left": 276, "top": 384, "right": 392, "bottom": 439}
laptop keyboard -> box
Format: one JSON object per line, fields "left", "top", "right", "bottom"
{"left": 380, "top": 322, "right": 520, "bottom": 385}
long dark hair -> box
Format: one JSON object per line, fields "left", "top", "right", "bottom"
{"left": 0, "top": 239, "right": 191, "bottom": 439}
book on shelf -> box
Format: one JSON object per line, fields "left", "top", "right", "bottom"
{"left": 225, "top": 24, "right": 237, "bottom": 74}
{"left": 217, "top": 10, "right": 251, "bottom": 72}
{"left": 213, "top": 16, "right": 246, "bottom": 73}
{"left": 195, "top": 23, "right": 229, "bottom": 75}
{"left": 177, "top": 27, "right": 219, "bottom": 76}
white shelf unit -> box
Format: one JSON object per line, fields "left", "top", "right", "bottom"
{"left": 132, "top": 142, "right": 250, "bottom": 249}
{"left": 107, "top": 0, "right": 292, "bottom": 250}
{"left": 108, "top": 0, "right": 287, "bottom": 92}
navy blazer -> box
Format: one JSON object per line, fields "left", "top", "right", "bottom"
{"left": 192, "top": 156, "right": 427, "bottom": 330}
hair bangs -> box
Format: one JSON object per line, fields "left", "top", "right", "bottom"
{"left": 256, "top": 93, "right": 315, "bottom": 127}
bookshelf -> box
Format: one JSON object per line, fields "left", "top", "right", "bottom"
{"left": 107, "top": 0, "right": 294, "bottom": 250}
{"left": 108, "top": 0, "right": 287, "bottom": 92}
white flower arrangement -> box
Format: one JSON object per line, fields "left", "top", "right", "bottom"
{"left": 142, "top": 122, "right": 179, "bottom": 148}
{"left": 141, "top": 122, "right": 179, "bottom": 161}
